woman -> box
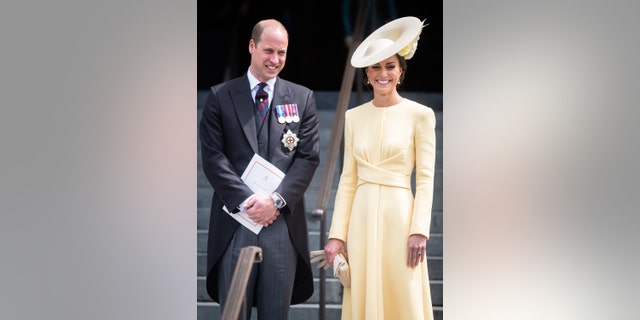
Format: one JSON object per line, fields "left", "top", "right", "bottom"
{"left": 324, "top": 16, "right": 436, "bottom": 320}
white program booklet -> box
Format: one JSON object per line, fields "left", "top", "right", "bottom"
{"left": 223, "top": 154, "right": 285, "bottom": 234}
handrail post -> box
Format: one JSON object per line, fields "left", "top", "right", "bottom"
{"left": 311, "top": 209, "right": 326, "bottom": 320}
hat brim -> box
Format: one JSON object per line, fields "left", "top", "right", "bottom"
{"left": 350, "top": 16, "right": 423, "bottom": 68}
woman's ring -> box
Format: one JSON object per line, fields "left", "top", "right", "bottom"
{"left": 417, "top": 252, "right": 421, "bottom": 256}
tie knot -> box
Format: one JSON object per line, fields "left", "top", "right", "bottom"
{"left": 256, "top": 83, "right": 268, "bottom": 100}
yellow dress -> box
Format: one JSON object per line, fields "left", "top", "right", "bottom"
{"left": 328, "top": 98, "right": 436, "bottom": 320}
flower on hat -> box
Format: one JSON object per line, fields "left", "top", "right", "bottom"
{"left": 398, "top": 36, "right": 419, "bottom": 60}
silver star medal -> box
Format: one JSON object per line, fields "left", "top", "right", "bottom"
{"left": 281, "top": 129, "right": 299, "bottom": 151}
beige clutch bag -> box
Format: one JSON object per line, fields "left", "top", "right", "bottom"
{"left": 310, "top": 250, "right": 351, "bottom": 288}
{"left": 333, "top": 253, "right": 351, "bottom": 288}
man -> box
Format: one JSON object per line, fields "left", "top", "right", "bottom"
{"left": 199, "top": 19, "right": 320, "bottom": 320}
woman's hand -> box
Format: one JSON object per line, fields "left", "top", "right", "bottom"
{"left": 407, "top": 234, "right": 427, "bottom": 268}
{"left": 324, "top": 238, "right": 347, "bottom": 266}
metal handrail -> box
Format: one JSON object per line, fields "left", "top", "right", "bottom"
{"left": 220, "top": 246, "right": 263, "bottom": 320}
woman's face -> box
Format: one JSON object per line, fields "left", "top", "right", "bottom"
{"left": 366, "top": 55, "right": 403, "bottom": 94}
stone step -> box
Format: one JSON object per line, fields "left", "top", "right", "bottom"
{"left": 197, "top": 302, "right": 342, "bottom": 320}
{"left": 197, "top": 230, "right": 443, "bottom": 258}
{"left": 197, "top": 253, "right": 443, "bottom": 281}
{"left": 197, "top": 277, "right": 443, "bottom": 310}
{"left": 197, "top": 302, "right": 443, "bottom": 320}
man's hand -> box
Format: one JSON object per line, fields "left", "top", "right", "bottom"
{"left": 244, "top": 195, "right": 280, "bottom": 227}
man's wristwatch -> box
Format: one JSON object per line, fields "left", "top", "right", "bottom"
{"left": 270, "top": 193, "right": 285, "bottom": 209}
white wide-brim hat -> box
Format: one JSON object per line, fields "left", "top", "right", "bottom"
{"left": 351, "top": 16, "right": 424, "bottom": 68}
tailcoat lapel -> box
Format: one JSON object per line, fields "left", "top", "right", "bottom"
{"left": 230, "top": 84, "right": 259, "bottom": 154}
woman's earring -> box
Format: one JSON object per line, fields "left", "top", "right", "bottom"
{"left": 366, "top": 78, "right": 370, "bottom": 84}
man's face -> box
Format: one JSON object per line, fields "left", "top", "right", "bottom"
{"left": 249, "top": 26, "right": 288, "bottom": 83}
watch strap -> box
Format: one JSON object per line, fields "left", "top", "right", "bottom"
{"left": 270, "top": 192, "right": 286, "bottom": 209}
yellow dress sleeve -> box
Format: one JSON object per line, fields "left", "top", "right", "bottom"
{"left": 409, "top": 106, "right": 436, "bottom": 239}
{"left": 328, "top": 109, "right": 357, "bottom": 242}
